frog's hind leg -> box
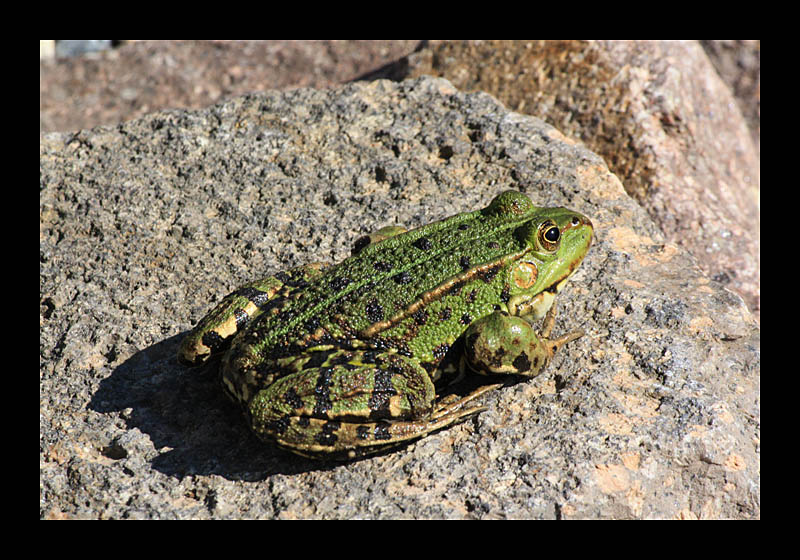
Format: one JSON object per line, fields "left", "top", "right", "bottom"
{"left": 342, "top": 382, "right": 505, "bottom": 458}
{"left": 247, "top": 351, "right": 491, "bottom": 459}
{"left": 432, "top": 382, "right": 503, "bottom": 420}
{"left": 177, "top": 263, "right": 330, "bottom": 365}
{"left": 283, "top": 404, "right": 489, "bottom": 460}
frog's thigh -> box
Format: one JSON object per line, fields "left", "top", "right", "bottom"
{"left": 178, "top": 263, "right": 330, "bottom": 365}
{"left": 248, "top": 352, "right": 463, "bottom": 455}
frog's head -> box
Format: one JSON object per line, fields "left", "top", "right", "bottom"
{"left": 507, "top": 204, "right": 593, "bottom": 319}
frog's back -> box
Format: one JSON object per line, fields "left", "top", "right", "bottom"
{"left": 238, "top": 198, "right": 547, "bottom": 364}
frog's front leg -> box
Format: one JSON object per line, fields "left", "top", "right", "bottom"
{"left": 178, "top": 263, "right": 330, "bottom": 365}
{"left": 247, "top": 350, "right": 485, "bottom": 458}
{"left": 463, "top": 300, "right": 584, "bottom": 378}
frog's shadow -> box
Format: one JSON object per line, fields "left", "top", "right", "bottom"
{"left": 89, "top": 334, "right": 355, "bottom": 479}
{"left": 89, "top": 334, "right": 489, "bottom": 479}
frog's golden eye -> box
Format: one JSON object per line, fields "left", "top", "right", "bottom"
{"left": 537, "top": 220, "right": 560, "bottom": 252}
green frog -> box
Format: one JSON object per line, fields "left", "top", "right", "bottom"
{"left": 179, "top": 191, "right": 593, "bottom": 459}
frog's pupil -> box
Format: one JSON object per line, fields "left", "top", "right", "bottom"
{"left": 545, "top": 227, "right": 560, "bottom": 243}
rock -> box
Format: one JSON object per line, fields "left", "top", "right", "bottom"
{"left": 40, "top": 76, "right": 759, "bottom": 519}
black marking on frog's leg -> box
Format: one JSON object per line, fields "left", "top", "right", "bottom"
{"left": 512, "top": 352, "right": 533, "bottom": 374}
{"left": 178, "top": 263, "right": 336, "bottom": 366}
{"left": 236, "top": 286, "right": 273, "bottom": 307}
{"left": 312, "top": 367, "right": 334, "bottom": 417}
{"left": 356, "top": 424, "right": 371, "bottom": 440}
{"left": 368, "top": 368, "right": 398, "bottom": 418}
{"left": 373, "top": 421, "right": 393, "bottom": 441}
{"left": 199, "top": 330, "right": 226, "bottom": 356}
{"left": 303, "top": 315, "right": 321, "bottom": 332}
{"left": 283, "top": 386, "right": 304, "bottom": 410}
{"left": 316, "top": 420, "right": 341, "bottom": 447}
{"left": 233, "top": 308, "right": 250, "bottom": 330}
{"left": 267, "top": 414, "right": 291, "bottom": 436}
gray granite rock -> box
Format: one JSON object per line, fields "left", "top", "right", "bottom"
{"left": 40, "top": 76, "right": 759, "bottom": 519}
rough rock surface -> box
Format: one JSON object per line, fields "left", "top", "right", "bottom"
{"left": 40, "top": 77, "right": 759, "bottom": 519}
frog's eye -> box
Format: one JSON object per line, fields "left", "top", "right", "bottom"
{"left": 537, "top": 220, "right": 560, "bottom": 252}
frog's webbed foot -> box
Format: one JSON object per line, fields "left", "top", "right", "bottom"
{"left": 540, "top": 299, "right": 584, "bottom": 354}
{"left": 433, "top": 383, "right": 503, "bottom": 418}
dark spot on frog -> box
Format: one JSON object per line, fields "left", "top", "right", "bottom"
{"left": 374, "top": 421, "right": 392, "bottom": 440}
{"left": 478, "top": 264, "right": 501, "bottom": 283}
{"left": 237, "top": 286, "right": 274, "bottom": 306}
{"left": 512, "top": 352, "right": 532, "bottom": 373}
{"left": 366, "top": 298, "right": 384, "bottom": 322}
{"left": 201, "top": 330, "right": 226, "bottom": 353}
{"left": 368, "top": 369, "right": 397, "bottom": 417}
{"left": 312, "top": 368, "right": 334, "bottom": 416}
{"left": 448, "top": 280, "right": 465, "bottom": 296}
{"left": 283, "top": 387, "right": 304, "bottom": 410}
{"left": 316, "top": 421, "right": 341, "bottom": 446}
{"left": 373, "top": 260, "right": 392, "bottom": 272}
{"left": 268, "top": 415, "right": 291, "bottom": 435}
{"left": 356, "top": 425, "right": 371, "bottom": 440}
{"left": 412, "top": 237, "right": 432, "bottom": 251}
{"left": 432, "top": 343, "right": 450, "bottom": 360}
{"left": 362, "top": 350, "right": 379, "bottom": 364}
{"left": 352, "top": 236, "right": 371, "bottom": 254}
{"left": 303, "top": 316, "right": 320, "bottom": 331}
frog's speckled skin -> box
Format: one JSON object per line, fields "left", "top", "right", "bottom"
{"left": 179, "top": 191, "right": 593, "bottom": 459}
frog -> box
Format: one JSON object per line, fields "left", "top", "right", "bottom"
{"left": 178, "top": 190, "right": 593, "bottom": 459}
